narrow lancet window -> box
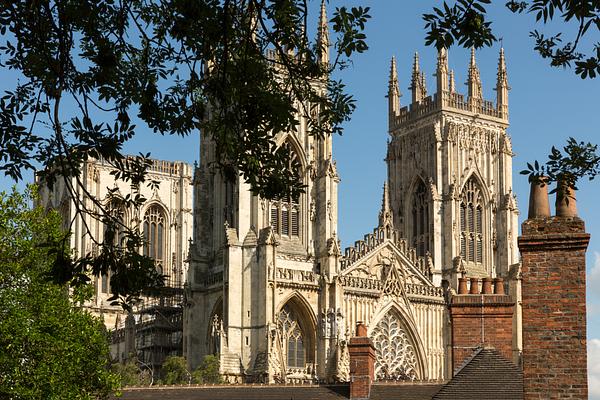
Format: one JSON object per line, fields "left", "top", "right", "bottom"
{"left": 410, "top": 180, "right": 430, "bottom": 257}
{"left": 270, "top": 141, "right": 302, "bottom": 238}
{"left": 143, "top": 204, "right": 166, "bottom": 273}
{"left": 460, "top": 178, "right": 484, "bottom": 264}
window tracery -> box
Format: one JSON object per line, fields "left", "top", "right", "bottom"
{"left": 410, "top": 180, "right": 430, "bottom": 257}
{"left": 278, "top": 305, "right": 306, "bottom": 368}
{"left": 270, "top": 141, "right": 302, "bottom": 238}
{"left": 460, "top": 177, "right": 484, "bottom": 264}
{"left": 143, "top": 204, "right": 166, "bottom": 272}
{"left": 372, "top": 311, "right": 418, "bottom": 381}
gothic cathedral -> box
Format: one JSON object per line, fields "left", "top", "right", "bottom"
{"left": 184, "top": 5, "right": 520, "bottom": 384}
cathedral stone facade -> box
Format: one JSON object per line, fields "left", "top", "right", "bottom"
{"left": 37, "top": 157, "right": 193, "bottom": 329}
{"left": 183, "top": 4, "right": 521, "bottom": 384}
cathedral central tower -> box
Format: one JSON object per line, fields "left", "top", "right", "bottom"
{"left": 386, "top": 48, "right": 519, "bottom": 288}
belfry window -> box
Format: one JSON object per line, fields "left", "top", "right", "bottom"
{"left": 278, "top": 305, "right": 306, "bottom": 368}
{"left": 460, "top": 178, "right": 484, "bottom": 264}
{"left": 270, "top": 141, "right": 302, "bottom": 238}
{"left": 143, "top": 204, "right": 166, "bottom": 272}
{"left": 411, "top": 180, "right": 430, "bottom": 257}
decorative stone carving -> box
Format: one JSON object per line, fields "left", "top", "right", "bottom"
{"left": 372, "top": 312, "right": 418, "bottom": 381}
{"left": 335, "top": 339, "right": 350, "bottom": 382}
{"left": 268, "top": 324, "right": 286, "bottom": 383}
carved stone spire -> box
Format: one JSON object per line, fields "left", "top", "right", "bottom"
{"left": 317, "top": 0, "right": 329, "bottom": 65}
{"left": 496, "top": 47, "right": 509, "bottom": 118}
{"left": 467, "top": 47, "right": 482, "bottom": 100}
{"left": 436, "top": 48, "right": 449, "bottom": 94}
{"left": 378, "top": 182, "right": 393, "bottom": 228}
{"left": 388, "top": 56, "right": 401, "bottom": 122}
{"left": 449, "top": 69, "right": 456, "bottom": 93}
{"left": 410, "top": 52, "right": 426, "bottom": 103}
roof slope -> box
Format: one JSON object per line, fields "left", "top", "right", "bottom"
{"left": 433, "top": 348, "right": 523, "bottom": 400}
{"left": 115, "top": 384, "right": 349, "bottom": 400}
{"left": 370, "top": 383, "right": 444, "bottom": 400}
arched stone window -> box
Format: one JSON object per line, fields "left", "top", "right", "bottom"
{"left": 460, "top": 177, "right": 484, "bottom": 264}
{"left": 372, "top": 311, "right": 419, "bottom": 381}
{"left": 143, "top": 204, "right": 166, "bottom": 271}
{"left": 278, "top": 304, "right": 306, "bottom": 368}
{"left": 410, "top": 180, "right": 430, "bottom": 257}
{"left": 101, "top": 200, "right": 127, "bottom": 294}
{"left": 208, "top": 297, "right": 224, "bottom": 355}
{"left": 270, "top": 141, "right": 302, "bottom": 238}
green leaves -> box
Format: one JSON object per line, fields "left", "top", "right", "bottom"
{"left": 331, "top": 6, "right": 370, "bottom": 58}
{"left": 0, "top": 0, "right": 370, "bottom": 302}
{"left": 520, "top": 137, "right": 600, "bottom": 193}
{"left": 423, "top": 0, "right": 496, "bottom": 50}
{"left": 424, "top": 0, "right": 600, "bottom": 79}
{"left": 0, "top": 187, "right": 118, "bottom": 399}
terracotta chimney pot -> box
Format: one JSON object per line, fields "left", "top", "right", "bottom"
{"left": 528, "top": 178, "right": 550, "bottom": 218}
{"left": 493, "top": 278, "right": 505, "bottom": 295}
{"left": 458, "top": 277, "right": 468, "bottom": 295}
{"left": 469, "top": 277, "right": 479, "bottom": 294}
{"left": 555, "top": 181, "right": 577, "bottom": 218}
{"left": 482, "top": 277, "right": 493, "bottom": 294}
{"left": 356, "top": 322, "right": 367, "bottom": 337}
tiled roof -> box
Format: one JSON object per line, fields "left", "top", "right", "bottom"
{"left": 115, "top": 383, "right": 444, "bottom": 400}
{"left": 370, "top": 383, "right": 444, "bottom": 400}
{"left": 432, "top": 348, "right": 523, "bottom": 400}
{"left": 115, "top": 384, "right": 349, "bottom": 400}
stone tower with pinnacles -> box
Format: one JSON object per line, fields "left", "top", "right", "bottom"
{"left": 183, "top": 0, "right": 524, "bottom": 384}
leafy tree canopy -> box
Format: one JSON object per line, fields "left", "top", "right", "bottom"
{"left": 423, "top": 0, "right": 600, "bottom": 78}
{"left": 0, "top": 187, "right": 117, "bottom": 400}
{"left": 0, "top": 0, "right": 370, "bottom": 303}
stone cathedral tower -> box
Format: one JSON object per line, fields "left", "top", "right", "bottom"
{"left": 386, "top": 48, "right": 520, "bottom": 288}
{"left": 184, "top": 17, "right": 522, "bottom": 381}
{"left": 184, "top": 2, "right": 346, "bottom": 383}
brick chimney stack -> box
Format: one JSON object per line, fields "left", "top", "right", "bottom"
{"left": 450, "top": 277, "right": 515, "bottom": 372}
{"left": 348, "top": 322, "right": 376, "bottom": 400}
{"left": 518, "top": 180, "right": 590, "bottom": 399}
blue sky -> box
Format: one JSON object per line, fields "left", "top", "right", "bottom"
{"left": 0, "top": 1, "right": 598, "bottom": 394}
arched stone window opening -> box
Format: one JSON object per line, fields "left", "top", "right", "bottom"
{"left": 410, "top": 180, "right": 430, "bottom": 257}
{"left": 101, "top": 200, "right": 127, "bottom": 294}
{"left": 224, "top": 179, "right": 235, "bottom": 226}
{"left": 371, "top": 311, "right": 420, "bottom": 381}
{"left": 208, "top": 297, "right": 224, "bottom": 355}
{"left": 270, "top": 141, "right": 302, "bottom": 238}
{"left": 460, "top": 178, "right": 484, "bottom": 264}
{"left": 278, "top": 305, "right": 306, "bottom": 368}
{"left": 143, "top": 204, "right": 166, "bottom": 274}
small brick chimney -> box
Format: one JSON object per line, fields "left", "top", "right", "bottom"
{"left": 518, "top": 180, "right": 590, "bottom": 399}
{"left": 348, "top": 322, "right": 376, "bottom": 400}
{"left": 450, "top": 277, "right": 515, "bottom": 372}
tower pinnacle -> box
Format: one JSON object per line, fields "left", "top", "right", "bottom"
{"left": 467, "top": 47, "right": 482, "bottom": 101}
{"left": 388, "top": 56, "right": 401, "bottom": 124}
{"left": 378, "top": 182, "right": 393, "bottom": 228}
{"left": 496, "top": 47, "right": 509, "bottom": 118}
{"left": 449, "top": 70, "right": 456, "bottom": 93}
{"left": 317, "top": 0, "right": 329, "bottom": 65}
{"left": 436, "top": 48, "right": 449, "bottom": 94}
{"left": 411, "top": 52, "right": 426, "bottom": 103}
